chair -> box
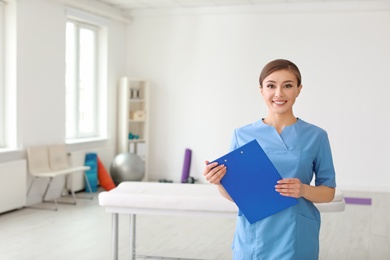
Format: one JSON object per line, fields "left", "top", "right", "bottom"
{"left": 26, "top": 144, "right": 91, "bottom": 210}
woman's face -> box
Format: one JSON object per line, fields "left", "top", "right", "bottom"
{"left": 260, "top": 69, "right": 302, "bottom": 116}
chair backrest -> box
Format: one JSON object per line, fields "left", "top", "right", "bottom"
{"left": 27, "top": 146, "right": 51, "bottom": 175}
{"left": 48, "top": 144, "right": 70, "bottom": 170}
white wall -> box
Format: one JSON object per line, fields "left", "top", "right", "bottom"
{"left": 16, "top": 0, "right": 126, "bottom": 150}
{"left": 0, "top": 0, "right": 127, "bottom": 204}
{"left": 126, "top": 2, "right": 390, "bottom": 191}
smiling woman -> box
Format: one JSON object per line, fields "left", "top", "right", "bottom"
{"left": 203, "top": 59, "right": 337, "bottom": 260}
{"left": 260, "top": 68, "right": 302, "bottom": 131}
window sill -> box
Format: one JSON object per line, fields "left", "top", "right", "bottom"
{"left": 65, "top": 136, "right": 108, "bottom": 145}
{"left": 0, "top": 147, "right": 23, "bottom": 154}
{"left": 0, "top": 147, "right": 24, "bottom": 163}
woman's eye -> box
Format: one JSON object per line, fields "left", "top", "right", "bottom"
{"left": 284, "top": 84, "right": 292, "bottom": 88}
{"left": 267, "top": 84, "right": 275, "bottom": 88}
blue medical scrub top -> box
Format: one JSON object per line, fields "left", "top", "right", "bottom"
{"left": 229, "top": 118, "right": 336, "bottom": 260}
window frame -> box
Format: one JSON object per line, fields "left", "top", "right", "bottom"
{"left": 0, "top": 0, "right": 17, "bottom": 151}
{"left": 0, "top": 1, "right": 5, "bottom": 148}
{"left": 65, "top": 8, "right": 108, "bottom": 143}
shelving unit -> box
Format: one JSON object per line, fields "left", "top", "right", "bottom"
{"left": 117, "top": 77, "right": 150, "bottom": 181}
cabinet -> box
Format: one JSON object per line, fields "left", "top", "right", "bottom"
{"left": 117, "top": 77, "right": 149, "bottom": 180}
{"left": 0, "top": 160, "right": 26, "bottom": 213}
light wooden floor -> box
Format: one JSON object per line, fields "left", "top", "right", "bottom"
{"left": 0, "top": 190, "right": 389, "bottom": 260}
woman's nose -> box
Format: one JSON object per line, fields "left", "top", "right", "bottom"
{"left": 275, "top": 87, "right": 284, "bottom": 97}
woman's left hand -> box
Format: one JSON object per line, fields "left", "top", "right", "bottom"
{"left": 275, "top": 178, "right": 306, "bottom": 198}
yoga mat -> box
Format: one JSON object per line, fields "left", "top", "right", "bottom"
{"left": 181, "top": 149, "right": 192, "bottom": 183}
{"left": 85, "top": 153, "right": 98, "bottom": 192}
{"left": 344, "top": 197, "right": 372, "bottom": 205}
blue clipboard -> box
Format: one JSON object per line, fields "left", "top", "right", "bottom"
{"left": 212, "top": 139, "right": 298, "bottom": 224}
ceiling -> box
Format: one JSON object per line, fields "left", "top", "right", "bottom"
{"left": 96, "top": 0, "right": 363, "bottom": 11}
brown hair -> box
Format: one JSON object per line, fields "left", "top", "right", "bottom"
{"left": 259, "top": 59, "right": 302, "bottom": 88}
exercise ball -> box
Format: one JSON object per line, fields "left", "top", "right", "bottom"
{"left": 110, "top": 153, "right": 145, "bottom": 185}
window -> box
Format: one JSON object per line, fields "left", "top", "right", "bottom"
{"left": 0, "top": 0, "right": 17, "bottom": 151}
{"left": 0, "top": 1, "right": 5, "bottom": 148}
{"left": 65, "top": 9, "right": 107, "bottom": 142}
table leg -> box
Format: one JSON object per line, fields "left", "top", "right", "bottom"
{"left": 112, "top": 213, "right": 119, "bottom": 260}
{"left": 129, "top": 214, "right": 136, "bottom": 260}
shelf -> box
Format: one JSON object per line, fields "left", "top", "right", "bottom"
{"left": 128, "top": 139, "right": 146, "bottom": 143}
{"left": 129, "top": 99, "right": 146, "bottom": 102}
{"left": 118, "top": 77, "right": 149, "bottom": 181}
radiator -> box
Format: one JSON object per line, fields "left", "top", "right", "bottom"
{"left": 68, "top": 146, "right": 115, "bottom": 192}
{"left": 0, "top": 160, "right": 27, "bottom": 213}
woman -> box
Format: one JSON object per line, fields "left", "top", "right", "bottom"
{"left": 203, "top": 59, "right": 336, "bottom": 259}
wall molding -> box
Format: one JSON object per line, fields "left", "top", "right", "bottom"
{"left": 52, "top": 0, "right": 131, "bottom": 23}
{"left": 127, "top": 1, "right": 390, "bottom": 17}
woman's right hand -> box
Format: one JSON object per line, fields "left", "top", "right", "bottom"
{"left": 203, "top": 160, "right": 227, "bottom": 185}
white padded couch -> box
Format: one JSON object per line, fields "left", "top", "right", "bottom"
{"left": 99, "top": 182, "right": 345, "bottom": 260}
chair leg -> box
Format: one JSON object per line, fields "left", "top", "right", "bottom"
{"left": 26, "top": 177, "right": 58, "bottom": 211}
{"left": 70, "top": 188, "right": 77, "bottom": 204}
{"left": 84, "top": 172, "right": 94, "bottom": 199}
{"left": 75, "top": 172, "right": 94, "bottom": 200}
{"left": 26, "top": 177, "right": 37, "bottom": 197}
{"left": 27, "top": 175, "right": 78, "bottom": 211}
{"left": 42, "top": 177, "right": 58, "bottom": 211}
{"left": 62, "top": 173, "right": 77, "bottom": 205}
